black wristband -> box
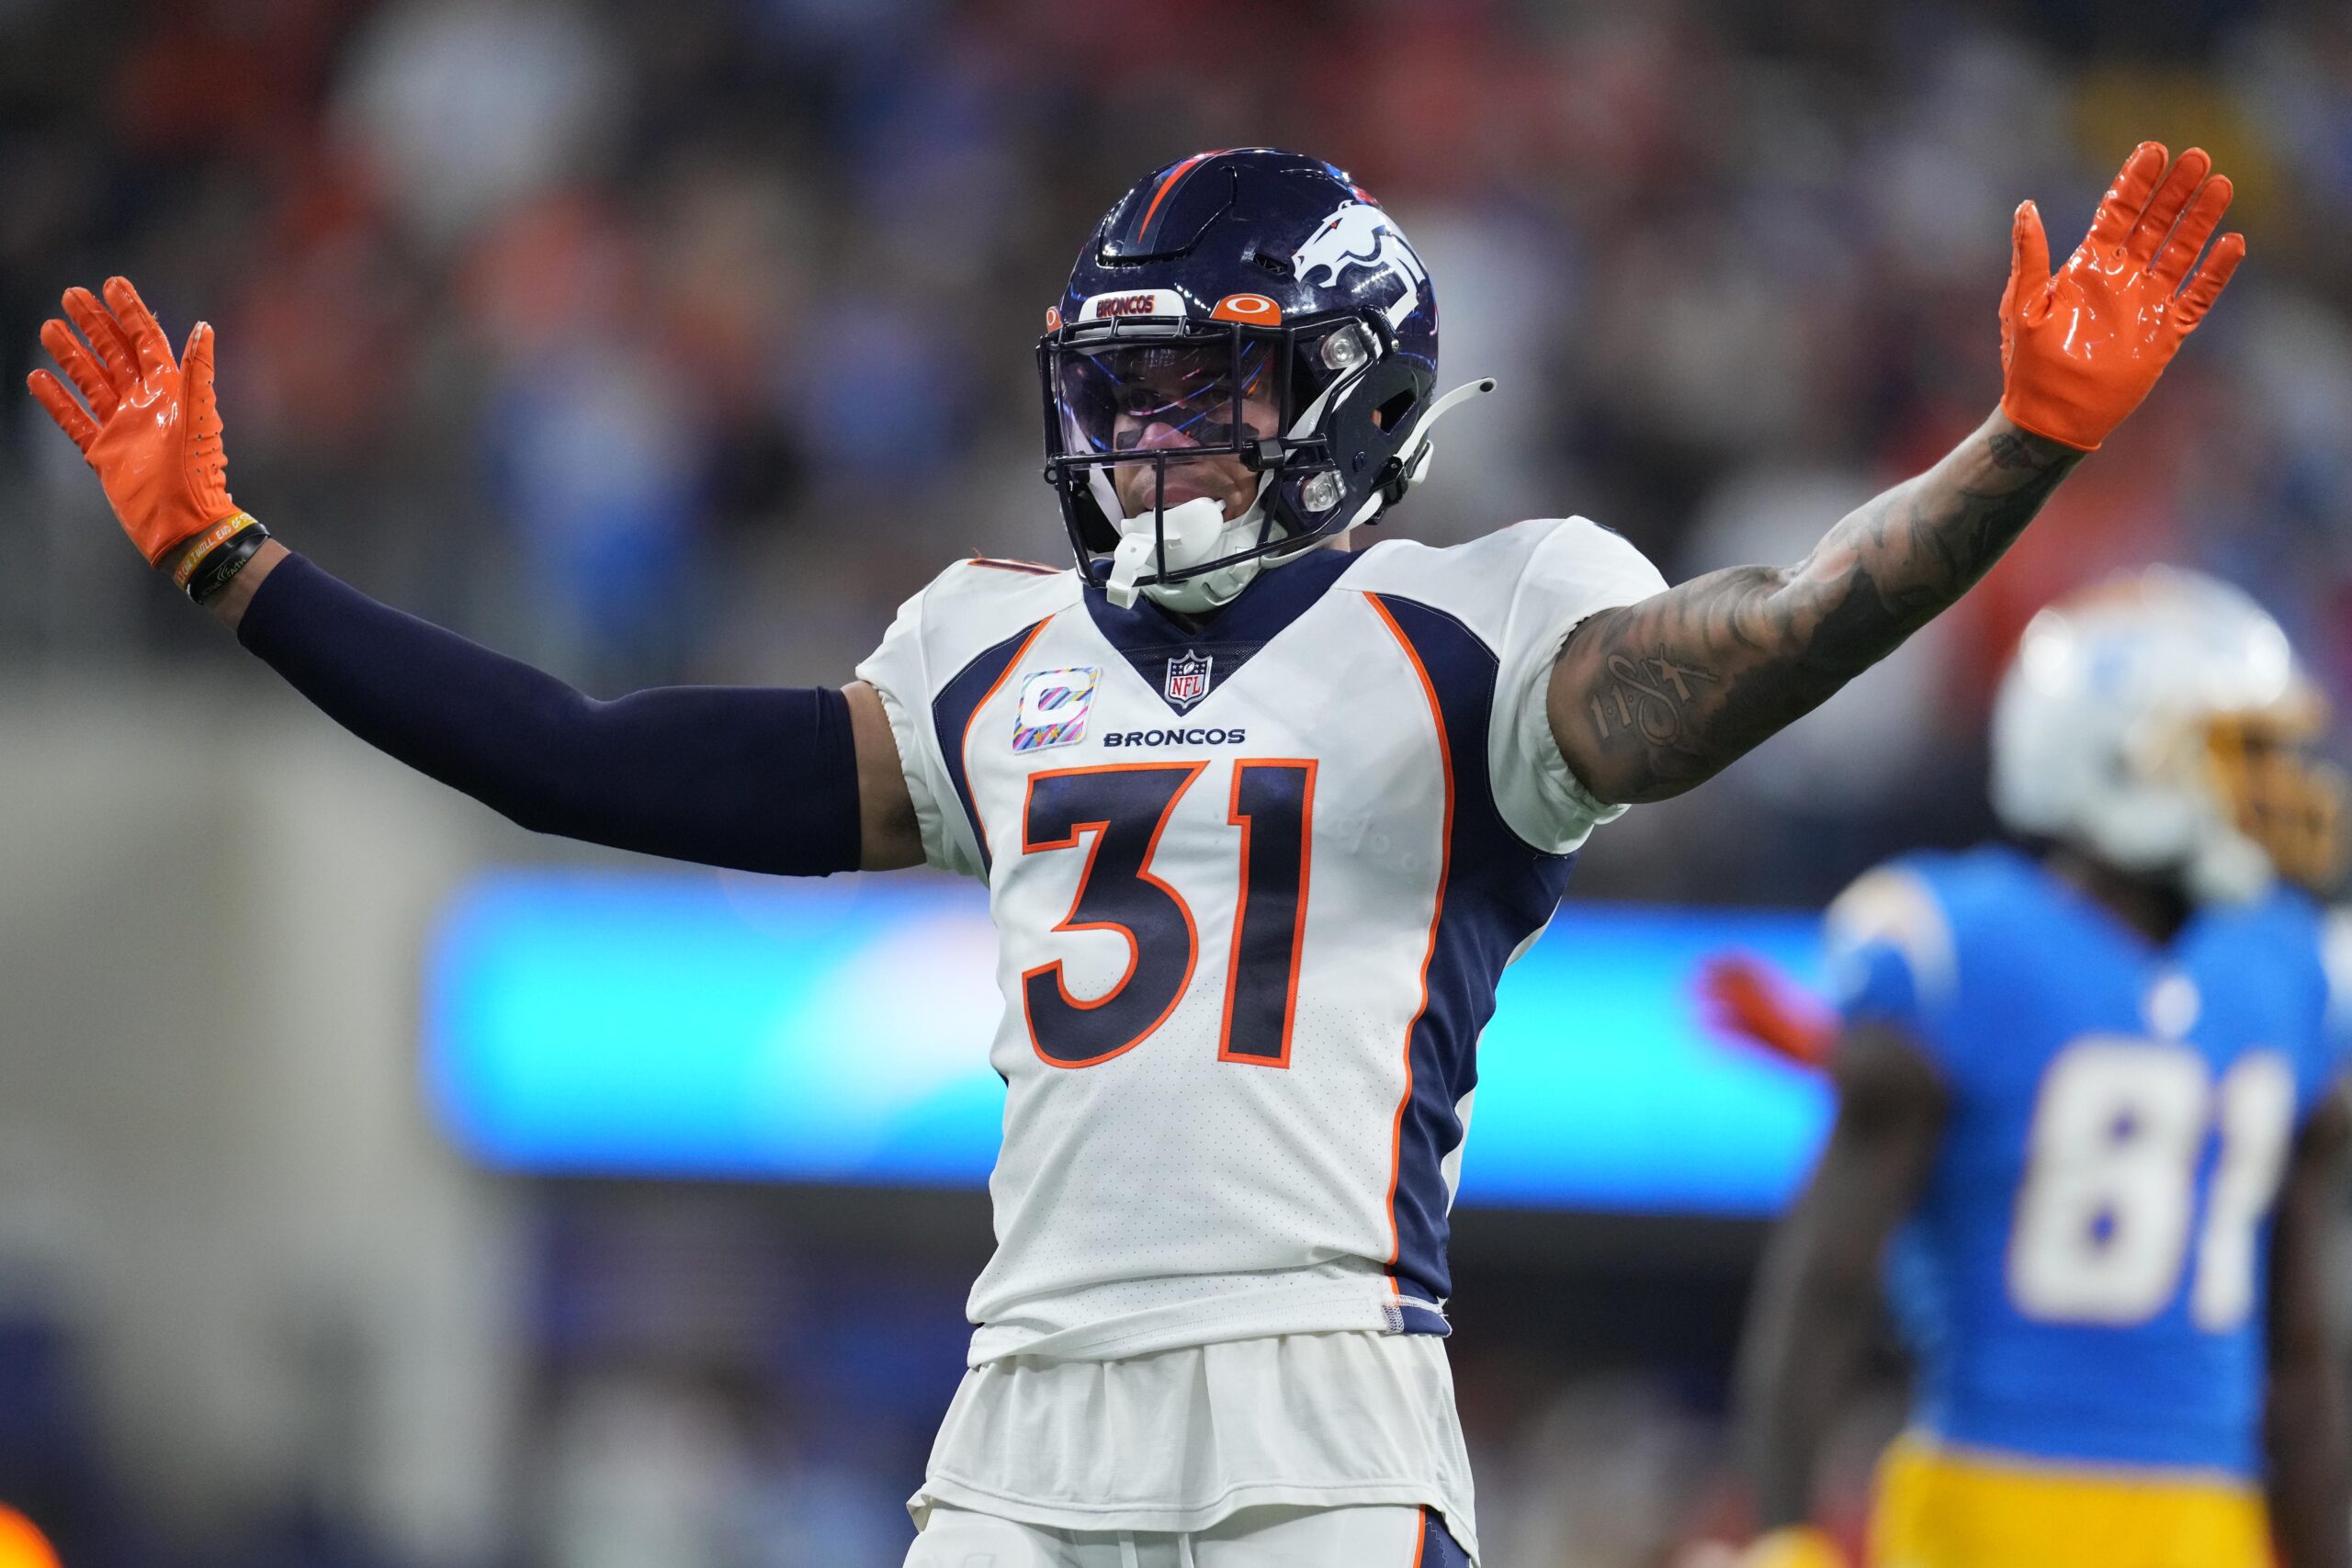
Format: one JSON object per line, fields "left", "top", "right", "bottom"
{"left": 187, "top": 521, "right": 272, "bottom": 605}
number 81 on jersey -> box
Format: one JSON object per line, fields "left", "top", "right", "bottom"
{"left": 2009, "top": 1036, "right": 2295, "bottom": 1332}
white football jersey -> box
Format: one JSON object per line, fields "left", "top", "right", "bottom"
{"left": 858, "top": 517, "right": 1666, "bottom": 1363}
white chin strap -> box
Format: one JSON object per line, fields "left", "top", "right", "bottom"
{"left": 1102, "top": 376, "right": 1498, "bottom": 616}
{"left": 1103, "top": 494, "right": 1266, "bottom": 613}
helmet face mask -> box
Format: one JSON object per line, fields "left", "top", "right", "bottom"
{"left": 1045, "top": 320, "right": 1286, "bottom": 560}
{"left": 1038, "top": 310, "right": 1419, "bottom": 593}
{"left": 1036, "top": 149, "right": 1463, "bottom": 614}
{"left": 2199, "top": 701, "right": 2346, "bottom": 893}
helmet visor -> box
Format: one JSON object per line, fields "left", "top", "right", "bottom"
{"left": 1052, "top": 335, "right": 1282, "bottom": 462}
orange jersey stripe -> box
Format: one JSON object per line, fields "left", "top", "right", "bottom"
{"left": 1366, "top": 594, "right": 1455, "bottom": 1279}
{"left": 968, "top": 555, "right": 1060, "bottom": 576}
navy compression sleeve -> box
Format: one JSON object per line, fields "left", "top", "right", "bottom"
{"left": 237, "top": 553, "right": 865, "bottom": 875}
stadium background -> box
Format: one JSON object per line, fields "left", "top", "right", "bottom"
{"left": 3, "top": 0, "right": 2349, "bottom": 1562}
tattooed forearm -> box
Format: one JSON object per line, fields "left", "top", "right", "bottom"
{"left": 1986, "top": 430, "right": 2043, "bottom": 470}
{"left": 1587, "top": 649, "right": 1719, "bottom": 745}
{"left": 1551, "top": 408, "right": 2082, "bottom": 805}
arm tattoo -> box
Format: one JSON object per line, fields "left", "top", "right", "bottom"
{"left": 1587, "top": 649, "right": 1718, "bottom": 744}
{"left": 1554, "top": 410, "right": 2082, "bottom": 805}
{"left": 1986, "top": 430, "right": 2042, "bottom": 470}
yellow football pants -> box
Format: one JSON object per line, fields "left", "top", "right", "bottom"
{"left": 1871, "top": 1433, "right": 2270, "bottom": 1568}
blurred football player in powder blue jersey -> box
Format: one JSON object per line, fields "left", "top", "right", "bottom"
{"left": 1725, "top": 569, "right": 2351, "bottom": 1568}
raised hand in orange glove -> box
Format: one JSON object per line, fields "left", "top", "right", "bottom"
{"left": 27, "top": 276, "right": 245, "bottom": 568}
{"left": 1696, "top": 953, "right": 1837, "bottom": 1071}
{"left": 2000, "top": 141, "right": 2244, "bottom": 452}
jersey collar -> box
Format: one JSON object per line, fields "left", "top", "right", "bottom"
{"left": 1080, "top": 547, "right": 1363, "bottom": 716}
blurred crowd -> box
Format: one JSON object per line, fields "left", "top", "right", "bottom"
{"left": 6, "top": 0, "right": 2352, "bottom": 1562}
{"left": 7, "top": 0, "right": 2352, "bottom": 903}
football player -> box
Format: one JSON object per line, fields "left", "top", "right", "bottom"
{"left": 31, "top": 143, "right": 2239, "bottom": 1566}
{"left": 1724, "top": 572, "right": 2350, "bottom": 1568}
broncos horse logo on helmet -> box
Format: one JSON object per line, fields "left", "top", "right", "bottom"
{"left": 1037, "top": 149, "right": 1492, "bottom": 615}
{"left": 1289, "top": 202, "right": 1430, "bottom": 331}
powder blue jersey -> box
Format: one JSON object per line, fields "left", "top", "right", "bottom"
{"left": 1826, "top": 844, "right": 2352, "bottom": 1476}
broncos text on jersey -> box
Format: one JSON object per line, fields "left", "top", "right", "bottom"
{"left": 857, "top": 517, "right": 1666, "bottom": 1364}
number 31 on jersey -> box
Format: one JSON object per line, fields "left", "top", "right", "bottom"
{"left": 1020, "top": 759, "right": 1317, "bottom": 1071}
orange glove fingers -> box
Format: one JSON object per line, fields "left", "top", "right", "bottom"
{"left": 38, "top": 317, "right": 119, "bottom": 422}
{"left": 61, "top": 285, "right": 139, "bottom": 389}
{"left": 26, "top": 369, "right": 98, "bottom": 454}
{"left": 2081, "top": 141, "right": 2168, "bottom": 254}
{"left": 183, "top": 320, "right": 229, "bottom": 468}
{"left": 2176, "top": 231, "right": 2245, "bottom": 328}
{"left": 2151, "top": 175, "right": 2233, "bottom": 293}
{"left": 31, "top": 276, "right": 244, "bottom": 567}
{"left": 185, "top": 321, "right": 211, "bottom": 390}
{"left": 2002, "top": 200, "right": 2051, "bottom": 331}
{"left": 103, "top": 276, "right": 176, "bottom": 384}
{"left": 2124, "top": 146, "right": 2211, "bottom": 265}
{"left": 1999, "top": 141, "right": 2245, "bottom": 449}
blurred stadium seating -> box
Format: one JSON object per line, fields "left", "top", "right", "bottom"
{"left": 2, "top": 0, "right": 2348, "bottom": 1562}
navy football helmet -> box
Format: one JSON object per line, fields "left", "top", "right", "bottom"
{"left": 1038, "top": 149, "right": 1491, "bottom": 613}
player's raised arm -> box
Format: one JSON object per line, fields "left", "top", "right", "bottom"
{"left": 2263, "top": 1085, "right": 2352, "bottom": 1568}
{"left": 1733, "top": 1022, "right": 1948, "bottom": 1564}
{"left": 1551, "top": 142, "right": 2243, "bottom": 806}
{"left": 28, "top": 276, "right": 922, "bottom": 874}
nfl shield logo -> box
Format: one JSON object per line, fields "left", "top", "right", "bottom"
{"left": 1164, "top": 650, "right": 1212, "bottom": 706}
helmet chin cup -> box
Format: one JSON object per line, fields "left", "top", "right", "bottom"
{"left": 1104, "top": 495, "right": 1258, "bottom": 612}
{"left": 1087, "top": 374, "right": 1498, "bottom": 615}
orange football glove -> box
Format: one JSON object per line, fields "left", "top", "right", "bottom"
{"left": 1736, "top": 1526, "right": 1849, "bottom": 1568}
{"left": 27, "top": 276, "right": 242, "bottom": 566}
{"left": 1697, "top": 953, "right": 1837, "bottom": 1071}
{"left": 1999, "top": 141, "right": 2244, "bottom": 452}
{"left": 0, "top": 1506, "right": 59, "bottom": 1568}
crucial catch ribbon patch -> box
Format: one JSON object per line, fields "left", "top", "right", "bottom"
{"left": 1012, "top": 667, "right": 1101, "bottom": 752}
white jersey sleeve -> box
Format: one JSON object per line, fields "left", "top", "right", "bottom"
{"left": 1487, "top": 517, "right": 1669, "bottom": 852}
{"left": 854, "top": 558, "right": 1085, "bottom": 879}
{"left": 1350, "top": 516, "right": 1668, "bottom": 853}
